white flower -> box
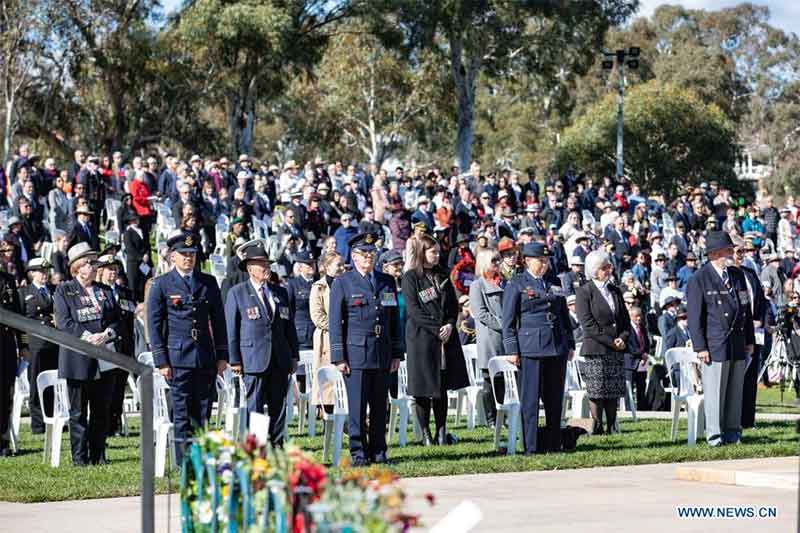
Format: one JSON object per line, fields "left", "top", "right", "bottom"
{"left": 197, "top": 501, "right": 213, "bottom": 524}
{"left": 221, "top": 469, "right": 233, "bottom": 484}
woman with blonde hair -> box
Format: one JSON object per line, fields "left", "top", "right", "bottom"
{"left": 469, "top": 247, "right": 505, "bottom": 428}
{"left": 401, "top": 234, "right": 469, "bottom": 445}
{"left": 309, "top": 252, "right": 344, "bottom": 412}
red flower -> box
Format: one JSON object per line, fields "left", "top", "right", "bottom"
{"left": 425, "top": 493, "right": 436, "bottom": 506}
{"left": 292, "top": 513, "right": 306, "bottom": 533}
{"left": 289, "top": 460, "right": 327, "bottom": 502}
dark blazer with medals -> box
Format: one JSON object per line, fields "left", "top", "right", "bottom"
{"left": 225, "top": 280, "right": 299, "bottom": 374}
{"left": 686, "top": 263, "right": 755, "bottom": 363}
{"left": 54, "top": 280, "right": 121, "bottom": 381}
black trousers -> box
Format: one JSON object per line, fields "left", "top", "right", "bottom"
{"left": 520, "top": 356, "right": 566, "bottom": 454}
{"left": 741, "top": 347, "right": 760, "bottom": 428}
{"left": 244, "top": 364, "right": 290, "bottom": 446}
{"left": 107, "top": 369, "right": 129, "bottom": 435}
{"left": 28, "top": 344, "right": 59, "bottom": 434}
{"left": 344, "top": 369, "right": 389, "bottom": 461}
{"left": 0, "top": 370, "right": 13, "bottom": 449}
{"left": 624, "top": 369, "right": 649, "bottom": 411}
{"left": 169, "top": 367, "right": 216, "bottom": 467}
{"left": 481, "top": 369, "right": 504, "bottom": 425}
{"left": 66, "top": 374, "right": 113, "bottom": 465}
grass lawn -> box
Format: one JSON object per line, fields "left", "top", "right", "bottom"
{"left": 1, "top": 404, "right": 797, "bottom": 503}
{"left": 756, "top": 383, "right": 800, "bottom": 414}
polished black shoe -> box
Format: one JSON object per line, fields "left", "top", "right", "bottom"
{"left": 0, "top": 448, "right": 12, "bottom": 458}
{"left": 421, "top": 427, "right": 434, "bottom": 447}
{"left": 351, "top": 456, "right": 369, "bottom": 467}
{"left": 372, "top": 452, "right": 392, "bottom": 465}
{"left": 591, "top": 420, "right": 604, "bottom": 435}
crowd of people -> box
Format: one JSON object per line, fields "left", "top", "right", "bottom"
{"left": 0, "top": 144, "right": 798, "bottom": 462}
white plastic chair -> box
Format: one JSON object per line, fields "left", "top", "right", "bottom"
{"left": 140, "top": 372, "right": 175, "bottom": 478}
{"left": 10, "top": 369, "right": 30, "bottom": 452}
{"left": 252, "top": 217, "right": 269, "bottom": 240}
{"left": 296, "top": 350, "right": 316, "bottom": 437}
{"left": 37, "top": 370, "right": 70, "bottom": 467}
{"left": 562, "top": 359, "right": 589, "bottom": 421}
{"left": 487, "top": 356, "right": 521, "bottom": 455}
{"left": 664, "top": 347, "right": 705, "bottom": 446}
{"left": 210, "top": 254, "right": 226, "bottom": 287}
{"left": 316, "top": 365, "right": 349, "bottom": 466}
{"left": 120, "top": 374, "right": 141, "bottom": 437}
{"left": 652, "top": 335, "right": 663, "bottom": 361}
{"left": 137, "top": 351, "right": 154, "bottom": 367}
{"left": 454, "top": 345, "right": 485, "bottom": 430}
{"left": 388, "top": 361, "right": 421, "bottom": 447}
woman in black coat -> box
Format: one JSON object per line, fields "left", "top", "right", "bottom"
{"left": 54, "top": 243, "right": 121, "bottom": 466}
{"left": 401, "top": 233, "right": 470, "bottom": 446}
{"left": 575, "top": 250, "right": 631, "bottom": 435}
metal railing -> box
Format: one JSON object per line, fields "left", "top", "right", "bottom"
{"left": 2, "top": 312, "right": 155, "bottom": 533}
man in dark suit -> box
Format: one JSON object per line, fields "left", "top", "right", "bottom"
{"left": 76, "top": 155, "right": 105, "bottom": 230}
{"left": 225, "top": 243, "right": 299, "bottom": 446}
{"left": 603, "top": 216, "right": 631, "bottom": 275}
{"left": 687, "top": 231, "right": 755, "bottom": 447}
{"left": 559, "top": 255, "right": 586, "bottom": 296}
{"left": 329, "top": 232, "right": 403, "bottom": 466}
{"left": 147, "top": 233, "right": 229, "bottom": 465}
{"left": 122, "top": 213, "right": 150, "bottom": 303}
{"left": 67, "top": 206, "right": 100, "bottom": 251}
{"left": 733, "top": 245, "right": 768, "bottom": 428}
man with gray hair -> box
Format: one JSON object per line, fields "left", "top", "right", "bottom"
{"left": 687, "top": 231, "right": 754, "bottom": 446}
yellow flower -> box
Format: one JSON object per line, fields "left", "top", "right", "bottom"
{"left": 253, "top": 458, "right": 270, "bottom": 475}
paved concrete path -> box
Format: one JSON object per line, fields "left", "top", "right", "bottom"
{"left": 1, "top": 458, "right": 796, "bottom": 532}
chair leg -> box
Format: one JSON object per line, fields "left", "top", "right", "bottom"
{"left": 322, "top": 420, "right": 333, "bottom": 463}
{"left": 51, "top": 419, "right": 65, "bottom": 468}
{"left": 155, "top": 425, "right": 167, "bottom": 478}
{"left": 410, "top": 400, "right": 422, "bottom": 440}
{"left": 43, "top": 424, "right": 52, "bottom": 463}
{"left": 494, "top": 410, "right": 504, "bottom": 450}
{"left": 476, "top": 391, "right": 487, "bottom": 426}
{"left": 332, "top": 417, "right": 345, "bottom": 467}
{"left": 307, "top": 401, "right": 316, "bottom": 438}
{"left": 388, "top": 403, "right": 397, "bottom": 442}
{"left": 670, "top": 396, "right": 681, "bottom": 441}
{"left": 626, "top": 380, "right": 638, "bottom": 422}
{"left": 455, "top": 393, "right": 463, "bottom": 427}
{"left": 398, "top": 403, "right": 409, "bottom": 448}
{"left": 506, "top": 406, "right": 519, "bottom": 455}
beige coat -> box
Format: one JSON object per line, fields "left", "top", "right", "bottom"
{"left": 310, "top": 277, "right": 334, "bottom": 405}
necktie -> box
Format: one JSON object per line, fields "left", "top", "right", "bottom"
{"left": 721, "top": 269, "right": 733, "bottom": 294}
{"left": 184, "top": 275, "right": 193, "bottom": 293}
{"left": 262, "top": 286, "right": 274, "bottom": 322}
{"left": 39, "top": 286, "right": 49, "bottom": 300}
{"left": 84, "top": 224, "right": 91, "bottom": 239}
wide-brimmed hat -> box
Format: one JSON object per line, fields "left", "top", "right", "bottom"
{"left": 238, "top": 242, "right": 270, "bottom": 271}
{"left": 705, "top": 231, "right": 735, "bottom": 254}
{"left": 75, "top": 205, "right": 94, "bottom": 216}
{"left": 294, "top": 250, "right": 315, "bottom": 264}
{"left": 68, "top": 242, "right": 98, "bottom": 267}
{"left": 283, "top": 160, "right": 298, "bottom": 171}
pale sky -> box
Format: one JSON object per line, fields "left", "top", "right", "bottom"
{"left": 635, "top": 0, "right": 799, "bottom": 36}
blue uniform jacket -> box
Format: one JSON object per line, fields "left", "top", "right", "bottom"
{"left": 501, "top": 270, "right": 575, "bottom": 358}
{"left": 146, "top": 268, "right": 228, "bottom": 369}
{"left": 225, "top": 280, "right": 299, "bottom": 374}
{"left": 287, "top": 276, "right": 314, "bottom": 347}
{"left": 54, "top": 280, "right": 121, "bottom": 381}
{"left": 328, "top": 269, "right": 403, "bottom": 370}
{"left": 686, "top": 263, "right": 755, "bottom": 362}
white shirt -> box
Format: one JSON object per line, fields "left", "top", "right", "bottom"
{"left": 250, "top": 278, "right": 275, "bottom": 314}
{"left": 593, "top": 279, "right": 615, "bottom": 312}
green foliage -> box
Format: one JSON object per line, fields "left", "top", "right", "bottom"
{"left": 556, "top": 81, "right": 736, "bottom": 198}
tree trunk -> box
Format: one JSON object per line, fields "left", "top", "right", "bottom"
{"left": 2, "top": 93, "right": 14, "bottom": 167}
{"left": 226, "top": 77, "right": 257, "bottom": 157}
{"left": 449, "top": 33, "right": 479, "bottom": 172}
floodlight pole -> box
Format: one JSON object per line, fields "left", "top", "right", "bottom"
{"left": 616, "top": 59, "right": 625, "bottom": 180}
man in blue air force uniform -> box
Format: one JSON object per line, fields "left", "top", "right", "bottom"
{"left": 329, "top": 232, "right": 403, "bottom": 466}
{"left": 686, "top": 231, "right": 755, "bottom": 447}
{"left": 225, "top": 243, "right": 299, "bottom": 446}
{"left": 502, "top": 242, "right": 575, "bottom": 455}
{"left": 147, "top": 233, "right": 228, "bottom": 466}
